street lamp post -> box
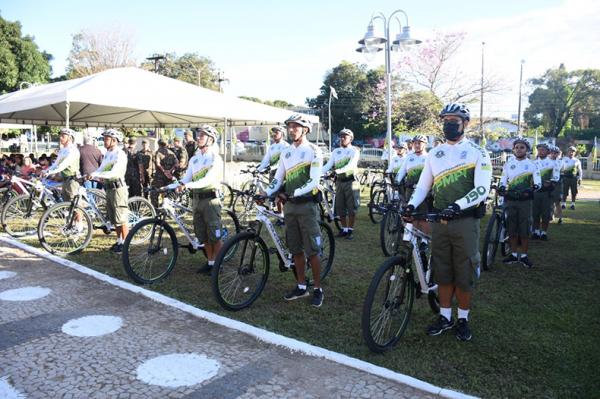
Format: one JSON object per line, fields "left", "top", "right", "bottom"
{"left": 356, "top": 11, "right": 421, "bottom": 165}
{"left": 517, "top": 59, "right": 525, "bottom": 134}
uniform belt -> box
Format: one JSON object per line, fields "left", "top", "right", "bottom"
{"left": 337, "top": 175, "right": 355, "bottom": 182}
{"left": 192, "top": 190, "right": 216, "bottom": 199}
{"left": 288, "top": 195, "right": 317, "bottom": 204}
{"left": 105, "top": 179, "right": 125, "bottom": 190}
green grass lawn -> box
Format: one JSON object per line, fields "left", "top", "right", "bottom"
{"left": 10, "top": 185, "right": 600, "bottom": 398}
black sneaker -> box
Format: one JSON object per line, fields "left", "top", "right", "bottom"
{"left": 503, "top": 254, "right": 519, "bottom": 264}
{"left": 557, "top": 218, "right": 563, "bottom": 224}
{"left": 561, "top": 204, "right": 566, "bottom": 209}
{"left": 337, "top": 230, "right": 348, "bottom": 238}
{"left": 520, "top": 256, "right": 534, "bottom": 268}
{"left": 109, "top": 243, "right": 123, "bottom": 253}
{"left": 311, "top": 288, "right": 324, "bottom": 308}
{"left": 345, "top": 231, "right": 354, "bottom": 240}
{"left": 570, "top": 204, "right": 575, "bottom": 210}
{"left": 540, "top": 234, "right": 548, "bottom": 241}
{"left": 426, "top": 315, "right": 455, "bottom": 336}
{"left": 456, "top": 318, "right": 472, "bottom": 341}
{"left": 283, "top": 286, "right": 309, "bottom": 301}
{"left": 197, "top": 263, "right": 212, "bottom": 274}
{"left": 531, "top": 232, "right": 540, "bottom": 240}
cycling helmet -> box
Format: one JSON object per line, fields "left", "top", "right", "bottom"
{"left": 271, "top": 126, "right": 286, "bottom": 136}
{"left": 196, "top": 124, "right": 219, "bottom": 141}
{"left": 395, "top": 141, "right": 408, "bottom": 149}
{"left": 59, "top": 128, "right": 76, "bottom": 139}
{"left": 550, "top": 145, "right": 560, "bottom": 153}
{"left": 412, "top": 134, "right": 428, "bottom": 143}
{"left": 439, "top": 103, "right": 471, "bottom": 121}
{"left": 536, "top": 142, "right": 549, "bottom": 150}
{"left": 102, "top": 128, "right": 124, "bottom": 143}
{"left": 339, "top": 128, "right": 354, "bottom": 139}
{"left": 512, "top": 136, "right": 530, "bottom": 150}
{"left": 284, "top": 113, "right": 312, "bottom": 133}
{"left": 567, "top": 145, "right": 577, "bottom": 152}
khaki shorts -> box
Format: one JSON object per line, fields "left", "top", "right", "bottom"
{"left": 334, "top": 180, "right": 360, "bottom": 217}
{"left": 505, "top": 200, "right": 532, "bottom": 237}
{"left": 106, "top": 186, "right": 129, "bottom": 226}
{"left": 431, "top": 217, "right": 480, "bottom": 292}
{"left": 192, "top": 195, "right": 222, "bottom": 244}
{"left": 62, "top": 178, "right": 80, "bottom": 202}
{"left": 532, "top": 191, "right": 552, "bottom": 224}
{"left": 284, "top": 202, "right": 321, "bottom": 257}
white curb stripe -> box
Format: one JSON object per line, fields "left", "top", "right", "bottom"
{"left": 0, "top": 236, "right": 478, "bottom": 399}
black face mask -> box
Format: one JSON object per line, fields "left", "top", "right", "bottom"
{"left": 443, "top": 121, "right": 463, "bottom": 141}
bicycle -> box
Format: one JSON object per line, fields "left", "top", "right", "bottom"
{"left": 1, "top": 176, "right": 62, "bottom": 238}
{"left": 122, "top": 186, "right": 240, "bottom": 285}
{"left": 211, "top": 197, "right": 335, "bottom": 311}
{"left": 37, "top": 180, "right": 155, "bottom": 255}
{"left": 379, "top": 201, "right": 405, "bottom": 257}
{"left": 481, "top": 188, "right": 534, "bottom": 271}
{"left": 361, "top": 212, "right": 440, "bottom": 353}
{"left": 368, "top": 175, "right": 403, "bottom": 224}
{"left": 237, "top": 166, "right": 271, "bottom": 210}
{"left": 318, "top": 173, "right": 342, "bottom": 233}
{"left": 358, "top": 167, "right": 384, "bottom": 193}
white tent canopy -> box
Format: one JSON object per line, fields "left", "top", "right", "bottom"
{"left": 0, "top": 67, "right": 318, "bottom": 128}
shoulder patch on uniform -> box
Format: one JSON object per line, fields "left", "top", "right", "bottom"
{"left": 435, "top": 150, "right": 445, "bottom": 158}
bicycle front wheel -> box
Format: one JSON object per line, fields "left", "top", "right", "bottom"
{"left": 212, "top": 231, "right": 270, "bottom": 311}
{"left": 122, "top": 218, "right": 178, "bottom": 285}
{"left": 1, "top": 194, "right": 45, "bottom": 238}
{"left": 361, "top": 256, "right": 415, "bottom": 353}
{"left": 219, "top": 182, "right": 234, "bottom": 209}
{"left": 482, "top": 212, "right": 502, "bottom": 271}
{"left": 38, "top": 202, "right": 93, "bottom": 255}
{"left": 368, "top": 189, "right": 387, "bottom": 224}
{"left": 380, "top": 209, "right": 403, "bottom": 256}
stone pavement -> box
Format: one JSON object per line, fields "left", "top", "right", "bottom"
{"left": 0, "top": 240, "right": 469, "bottom": 399}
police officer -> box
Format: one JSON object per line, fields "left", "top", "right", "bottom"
{"left": 171, "top": 137, "right": 189, "bottom": 179}
{"left": 560, "top": 146, "right": 582, "bottom": 210}
{"left": 89, "top": 129, "right": 129, "bottom": 253}
{"left": 265, "top": 114, "right": 325, "bottom": 308}
{"left": 136, "top": 140, "right": 154, "bottom": 198}
{"left": 322, "top": 128, "right": 360, "bottom": 239}
{"left": 150, "top": 139, "right": 179, "bottom": 207}
{"left": 184, "top": 129, "right": 198, "bottom": 159}
{"left": 403, "top": 103, "right": 492, "bottom": 341}
{"left": 125, "top": 138, "right": 141, "bottom": 197}
{"left": 532, "top": 143, "right": 560, "bottom": 240}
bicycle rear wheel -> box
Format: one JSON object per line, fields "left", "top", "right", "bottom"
{"left": 127, "top": 196, "right": 156, "bottom": 227}
{"left": 361, "top": 256, "right": 415, "bottom": 353}
{"left": 368, "top": 189, "right": 387, "bottom": 224}
{"left": 482, "top": 212, "right": 502, "bottom": 271}
{"left": 1, "top": 194, "right": 45, "bottom": 238}
{"left": 380, "top": 209, "right": 403, "bottom": 256}
{"left": 219, "top": 182, "right": 234, "bottom": 209}
{"left": 212, "top": 231, "right": 270, "bottom": 311}
{"left": 38, "top": 202, "right": 93, "bottom": 255}
{"left": 122, "top": 218, "right": 178, "bottom": 285}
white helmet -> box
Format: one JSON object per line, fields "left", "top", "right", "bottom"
{"left": 412, "top": 134, "right": 428, "bottom": 143}
{"left": 284, "top": 114, "right": 312, "bottom": 133}
{"left": 196, "top": 124, "right": 219, "bottom": 141}
{"left": 339, "top": 128, "right": 354, "bottom": 139}
{"left": 59, "top": 128, "right": 76, "bottom": 139}
{"left": 102, "top": 129, "right": 124, "bottom": 143}
{"left": 271, "top": 126, "right": 286, "bottom": 137}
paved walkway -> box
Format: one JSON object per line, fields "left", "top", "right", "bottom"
{"left": 0, "top": 240, "right": 472, "bottom": 399}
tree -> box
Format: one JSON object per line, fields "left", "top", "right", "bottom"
{"left": 239, "top": 96, "right": 295, "bottom": 108}
{"left": 393, "top": 91, "right": 443, "bottom": 134}
{"left": 0, "top": 14, "right": 52, "bottom": 93}
{"left": 140, "top": 52, "right": 220, "bottom": 91}
{"left": 394, "top": 31, "right": 505, "bottom": 104}
{"left": 524, "top": 64, "right": 600, "bottom": 137}
{"left": 307, "top": 61, "right": 387, "bottom": 138}
{"left": 66, "top": 26, "right": 136, "bottom": 78}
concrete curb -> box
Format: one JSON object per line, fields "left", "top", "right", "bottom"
{"left": 1, "top": 236, "right": 478, "bottom": 399}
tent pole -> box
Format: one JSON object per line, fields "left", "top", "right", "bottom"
{"left": 65, "top": 102, "right": 70, "bottom": 129}
{"left": 222, "top": 118, "right": 227, "bottom": 184}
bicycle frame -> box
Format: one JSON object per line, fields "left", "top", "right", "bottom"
{"left": 401, "top": 223, "right": 436, "bottom": 296}
{"left": 158, "top": 196, "right": 203, "bottom": 250}
{"left": 319, "top": 177, "right": 336, "bottom": 222}
{"left": 253, "top": 204, "right": 293, "bottom": 269}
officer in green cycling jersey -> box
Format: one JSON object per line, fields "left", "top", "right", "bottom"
{"left": 498, "top": 137, "right": 541, "bottom": 267}
{"left": 265, "top": 114, "right": 325, "bottom": 308}
{"left": 322, "top": 128, "right": 361, "bottom": 240}
{"left": 396, "top": 134, "right": 429, "bottom": 233}
{"left": 560, "top": 146, "right": 582, "bottom": 210}
{"left": 548, "top": 146, "right": 563, "bottom": 223}
{"left": 403, "top": 103, "right": 492, "bottom": 342}
{"left": 532, "top": 143, "right": 560, "bottom": 240}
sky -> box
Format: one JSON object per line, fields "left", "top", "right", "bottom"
{"left": 1, "top": 0, "right": 599, "bottom": 120}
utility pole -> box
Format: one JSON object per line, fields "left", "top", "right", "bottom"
{"left": 479, "top": 42, "right": 485, "bottom": 140}
{"left": 215, "top": 70, "right": 229, "bottom": 92}
{"left": 146, "top": 54, "right": 166, "bottom": 73}
{"left": 517, "top": 59, "right": 525, "bottom": 134}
